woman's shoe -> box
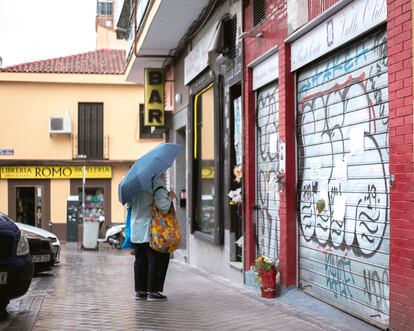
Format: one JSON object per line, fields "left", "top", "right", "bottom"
{"left": 147, "top": 292, "right": 167, "bottom": 301}
{"left": 135, "top": 291, "right": 148, "bottom": 300}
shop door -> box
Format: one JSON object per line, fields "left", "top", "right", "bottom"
{"left": 15, "top": 186, "right": 44, "bottom": 227}
{"left": 255, "top": 83, "right": 280, "bottom": 260}
{"left": 297, "top": 30, "right": 389, "bottom": 326}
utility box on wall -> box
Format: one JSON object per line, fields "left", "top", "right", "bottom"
{"left": 49, "top": 116, "right": 72, "bottom": 134}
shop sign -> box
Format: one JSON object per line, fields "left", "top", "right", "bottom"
{"left": 144, "top": 68, "right": 164, "bottom": 127}
{"left": 201, "top": 167, "right": 215, "bottom": 179}
{"left": 0, "top": 166, "right": 112, "bottom": 179}
{"left": 252, "top": 52, "right": 279, "bottom": 90}
{"left": 291, "top": 0, "right": 386, "bottom": 71}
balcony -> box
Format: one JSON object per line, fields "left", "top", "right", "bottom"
{"left": 72, "top": 135, "right": 109, "bottom": 160}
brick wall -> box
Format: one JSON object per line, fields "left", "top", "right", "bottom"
{"left": 277, "top": 42, "right": 296, "bottom": 287}
{"left": 243, "top": 0, "right": 297, "bottom": 287}
{"left": 243, "top": 0, "right": 287, "bottom": 272}
{"left": 387, "top": 0, "right": 413, "bottom": 329}
{"left": 308, "top": 0, "right": 339, "bottom": 20}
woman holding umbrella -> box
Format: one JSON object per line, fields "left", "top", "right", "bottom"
{"left": 119, "top": 143, "right": 183, "bottom": 301}
{"left": 129, "top": 175, "right": 175, "bottom": 301}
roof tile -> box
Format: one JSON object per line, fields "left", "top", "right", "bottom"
{"left": 0, "top": 49, "right": 126, "bottom": 74}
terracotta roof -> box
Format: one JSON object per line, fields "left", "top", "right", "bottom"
{"left": 0, "top": 49, "right": 126, "bottom": 74}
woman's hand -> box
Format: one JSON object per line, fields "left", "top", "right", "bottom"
{"left": 168, "top": 190, "right": 176, "bottom": 200}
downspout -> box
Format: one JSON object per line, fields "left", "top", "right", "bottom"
{"left": 132, "top": 0, "right": 173, "bottom": 59}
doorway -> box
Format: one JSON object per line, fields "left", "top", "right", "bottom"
{"left": 16, "top": 187, "right": 35, "bottom": 226}
{"left": 8, "top": 179, "right": 50, "bottom": 229}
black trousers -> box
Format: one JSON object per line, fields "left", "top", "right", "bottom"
{"left": 134, "top": 243, "right": 170, "bottom": 293}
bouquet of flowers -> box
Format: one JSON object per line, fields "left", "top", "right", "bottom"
{"left": 252, "top": 256, "right": 279, "bottom": 297}
{"left": 253, "top": 255, "right": 279, "bottom": 273}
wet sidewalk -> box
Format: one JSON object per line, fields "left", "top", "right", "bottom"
{"left": 1, "top": 245, "right": 378, "bottom": 331}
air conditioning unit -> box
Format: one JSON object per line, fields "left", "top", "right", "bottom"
{"left": 49, "top": 116, "right": 72, "bottom": 134}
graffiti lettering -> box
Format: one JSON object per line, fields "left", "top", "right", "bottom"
{"left": 256, "top": 85, "right": 280, "bottom": 259}
{"left": 363, "top": 268, "right": 389, "bottom": 311}
{"left": 325, "top": 253, "right": 355, "bottom": 299}
{"left": 298, "top": 76, "right": 388, "bottom": 254}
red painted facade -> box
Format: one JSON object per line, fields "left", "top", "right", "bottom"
{"left": 243, "top": 0, "right": 413, "bottom": 328}
{"left": 308, "top": 0, "right": 339, "bottom": 20}
{"left": 242, "top": 0, "right": 297, "bottom": 287}
{"left": 387, "top": 0, "right": 413, "bottom": 329}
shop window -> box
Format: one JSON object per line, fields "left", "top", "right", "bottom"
{"left": 78, "top": 103, "right": 104, "bottom": 159}
{"left": 78, "top": 187, "right": 105, "bottom": 222}
{"left": 229, "top": 84, "right": 243, "bottom": 262}
{"left": 253, "top": 0, "right": 266, "bottom": 27}
{"left": 191, "top": 81, "right": 224, "bottom": 245}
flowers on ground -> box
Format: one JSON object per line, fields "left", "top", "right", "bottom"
{"left": 253, "top": 255, "right": 279, "bottom": 273}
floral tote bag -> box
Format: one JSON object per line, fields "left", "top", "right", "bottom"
{"left": 149, "top": 203, "right": 181, "bottom": 253}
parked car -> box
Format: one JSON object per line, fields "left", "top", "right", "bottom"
{"left": 0, "top": 212, "right": 33, "bottom": 315}
{"left": 16, "top": 223, "right": 60, "bottom": 264}
{"left": 20, "top": 230, "right": 54, "bottom": 275}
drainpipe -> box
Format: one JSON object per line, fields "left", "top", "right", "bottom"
{"left": 132, "top": 0, "right": 173, "bottom": 59}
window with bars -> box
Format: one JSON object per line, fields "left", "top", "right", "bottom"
{"left": 253, "top": 0, "right": 266, "bottom": 27}
{"left": 78, "top": 103, "right": 103, "bottom": 159}
{"left": 97, "top": 1, "right": 113, "bottom": 16}
{"left": 223, "top": 15, "right": 237, "bottom": 59}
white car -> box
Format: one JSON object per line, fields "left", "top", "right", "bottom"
{"left": 15, "top": 223, "right": 60, "bottom": 264}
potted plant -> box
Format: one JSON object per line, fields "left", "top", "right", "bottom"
{"left": 252, "top": 256, "right": 279, "bottom": 298}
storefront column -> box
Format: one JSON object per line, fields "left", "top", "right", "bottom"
{"left": 243, "top": 71, "right": 256, "bottom": 271}
{"left": 387, "top": 0, "right": 414, "bottom": 329}
{"left": 278, "top": 43, "right": 297, "bottom": 287}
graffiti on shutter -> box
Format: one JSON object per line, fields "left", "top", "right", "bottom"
{"left": 297, "top": 29, "right": 389, "bottom": 326}
{"left": 256, "top": 84, "right": 280, "bottom": 260}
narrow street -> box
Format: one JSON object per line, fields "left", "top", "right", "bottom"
{"left": 1, "top": 245, "right": 377, "bottom": 331}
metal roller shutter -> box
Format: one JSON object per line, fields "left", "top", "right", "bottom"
{"left": 255, "top": 83, "right": 280, "bottom": 260}
{"left": 297, "top": 29, "right": 389, "bottom": 327}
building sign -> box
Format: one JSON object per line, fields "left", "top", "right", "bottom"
{"left": 0, "top": 166, "right": 112, "bottom": 179}
{"left": 144, "top": 68, "right": 164, "bottom": 127}
{"left": 0, "top": 149, "right": 14, "bottom": 155}
{"left": 290, "top": 0, "right": 386, "bottom": 71}
{"left": 252, "top": 52, "right": 279, "bottom": 90}
{"left": 201, "top": 167, "right": 215, "bottom": 179}
{"left": 184, "top": 6, "right": 227, "bottom": 85}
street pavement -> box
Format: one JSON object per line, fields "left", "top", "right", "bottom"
{"left": 0, "top": 244, "right": 379, "bottom": 331}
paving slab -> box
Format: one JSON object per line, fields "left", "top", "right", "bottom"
{"left": 0, "top": 245, "right": 379, "bottom": 330}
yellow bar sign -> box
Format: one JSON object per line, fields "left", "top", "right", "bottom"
{"left": 144, "top": 68, "right": 164, "bottom": 127}
{"left": 0, "top": 166, "right": 112, "bottom": 179}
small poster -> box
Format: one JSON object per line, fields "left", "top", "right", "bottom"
{"left": 267, "top": 175, "right": 278, "bottom": 194}
{"left": 319, "top": 178, "right": 329, "bottom": 203}
{"left": 309, "top": 158, "right": 321, "bottom": 180}
{"left": 269, "top": 133, "right": 278, "bottom": 154}
{"left": 279, "top": 142, "right": 286, "bottom": 173}
{"left": 333, "top": 195, "right": 347, "bottom": 221}
{"left": 350, "top": 127, "right": 365, "bottom": 155}
{"left": 233, "top": 97, "right": 243, "bottom": 165}
{"left": 334, "top": 158, "right": 348, "bottom": 182}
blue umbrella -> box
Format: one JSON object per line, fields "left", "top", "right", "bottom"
{"left": 118, "top": 143, "right": 183, "bottom": 205}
